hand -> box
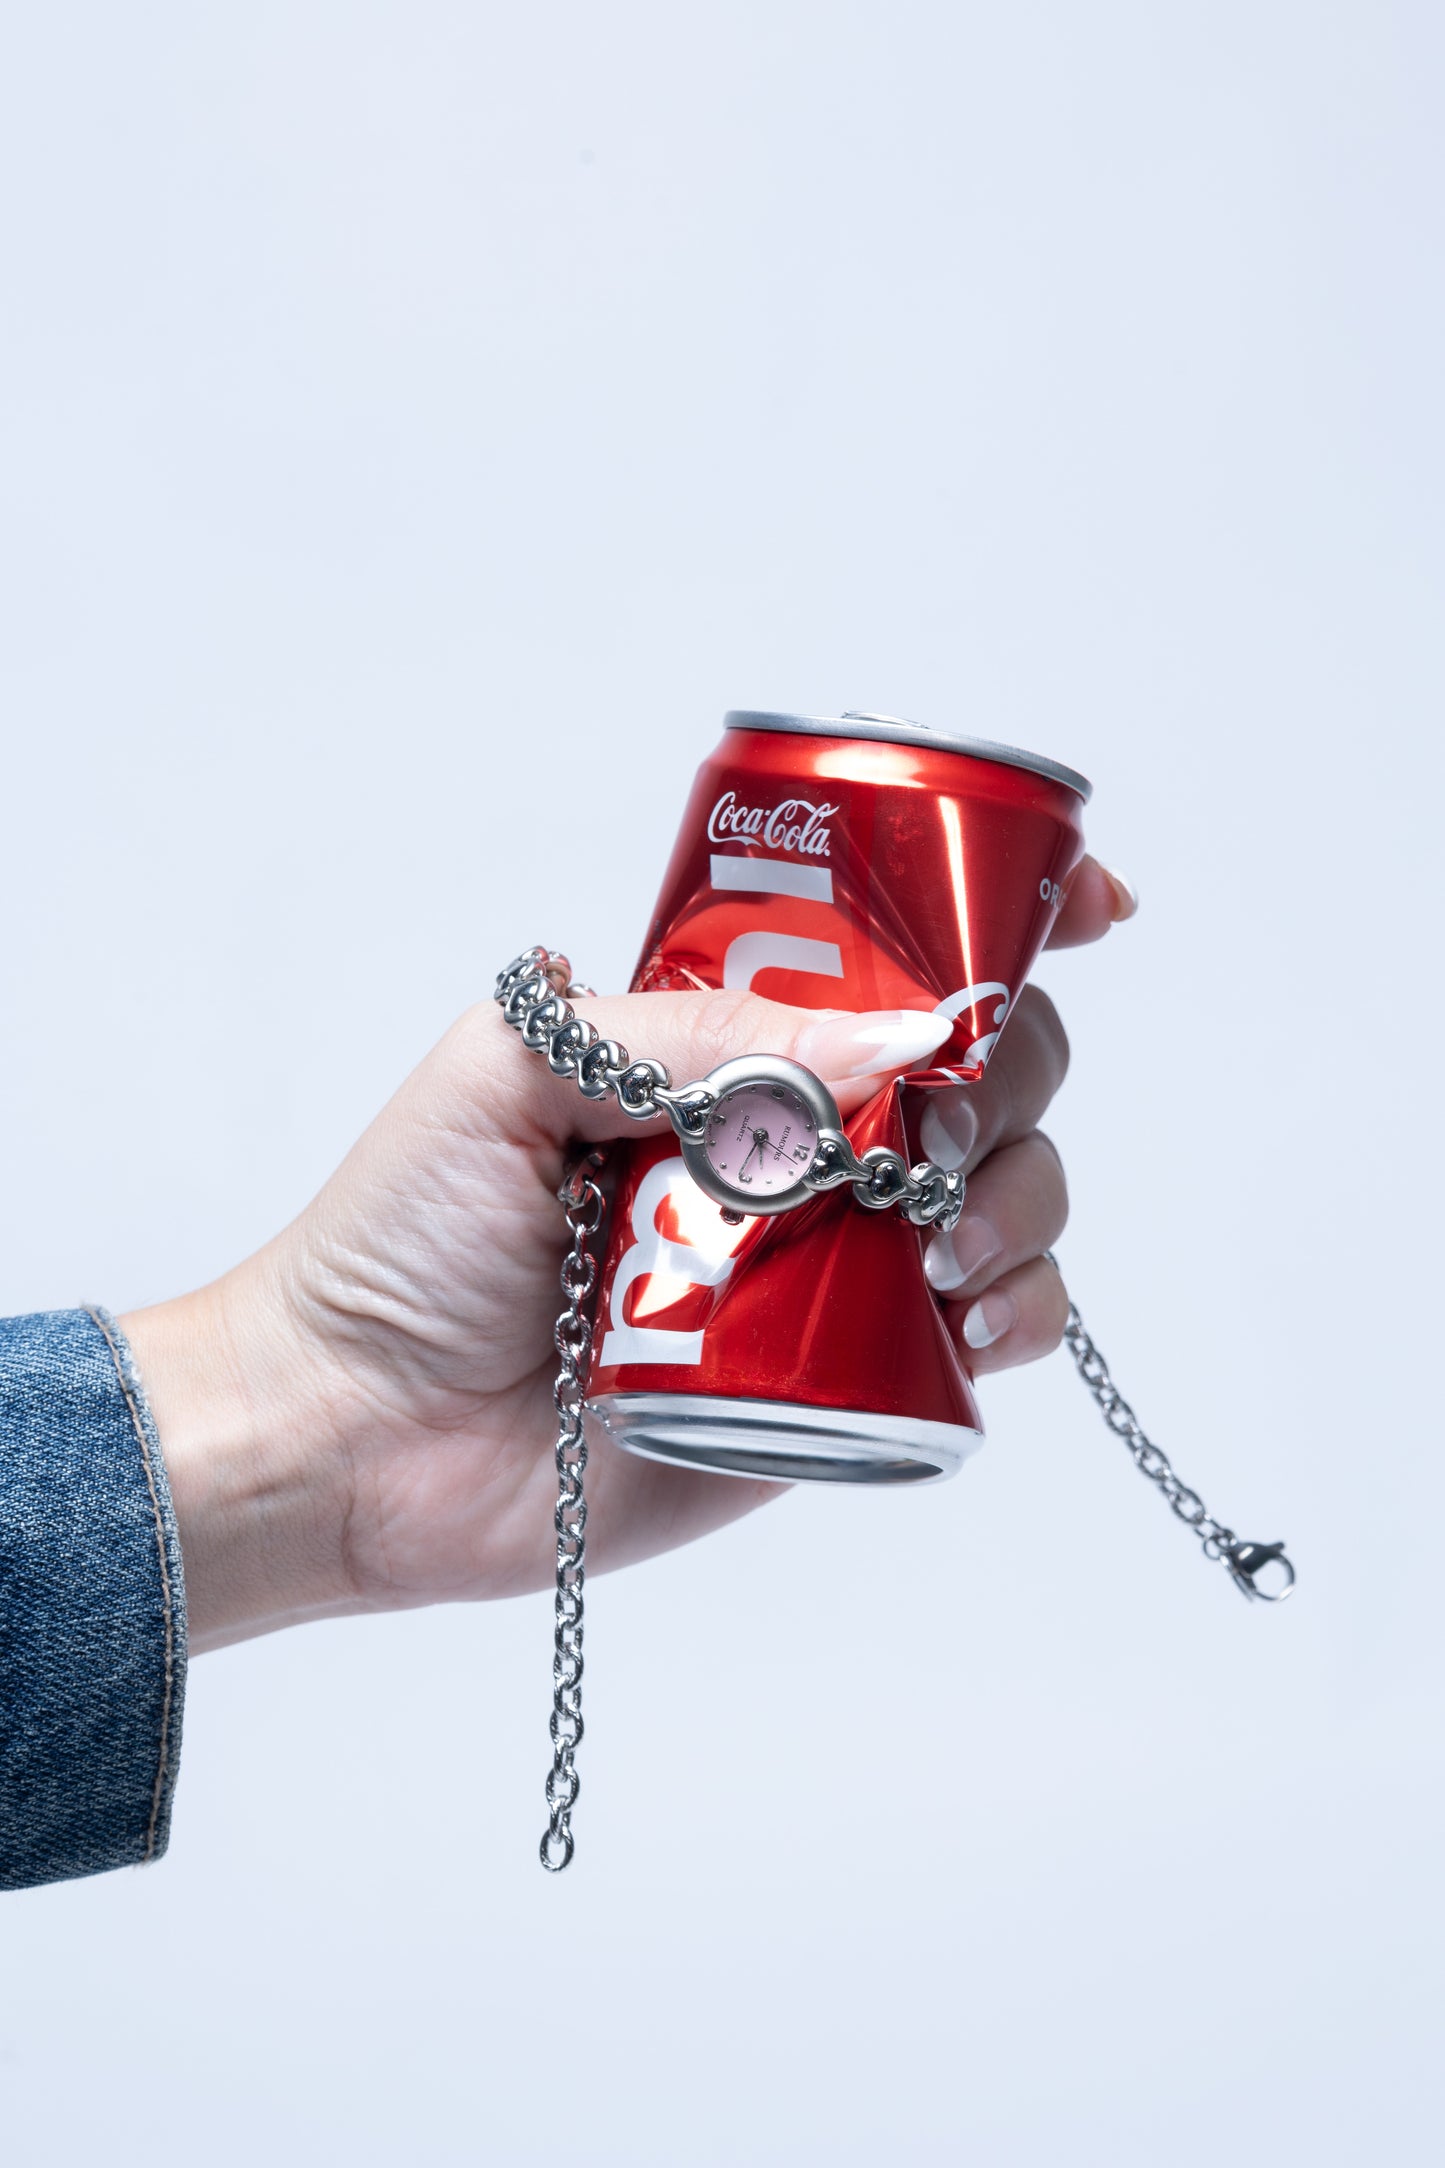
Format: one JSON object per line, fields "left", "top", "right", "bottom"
{"left": 122, "top": 857, "right": 1136, "bottom": 1651}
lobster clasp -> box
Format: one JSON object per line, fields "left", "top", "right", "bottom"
{"left": 1224, "top": 1540, "right": 1296, "bottom": 1603}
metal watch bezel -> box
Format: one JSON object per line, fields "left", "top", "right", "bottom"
{"left": 680, "top": 1054, "right": 840, "bottom": 1216}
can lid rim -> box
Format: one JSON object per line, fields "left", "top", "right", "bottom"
{"left": 723, "top": 710, "right": 1093, "bottom": 802}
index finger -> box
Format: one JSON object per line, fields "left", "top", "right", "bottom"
{"left": 1046, "top": 855, "right": 1138, "bottom": 949}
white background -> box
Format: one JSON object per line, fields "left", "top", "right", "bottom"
{"left": 1, "top": 5, "right": 1440, "bottom": 2162}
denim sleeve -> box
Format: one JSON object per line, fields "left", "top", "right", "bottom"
{"left": 0, "top": 1308, "right": 187, "bottom": 1891}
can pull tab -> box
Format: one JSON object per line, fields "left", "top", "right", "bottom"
{"left": 1223, "top": 1541, "right": 1296, "bottom": 1604}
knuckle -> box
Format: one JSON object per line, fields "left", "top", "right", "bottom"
{"left": 979, "top": 1034, "right": 1017, "bottom": 1144}
{"left": 436, "top": 1000, "right": 540, "bottom": 1144}
{"left": 684, "top": 987, "right": 773, "bottom": 1073}
{"left": 451, "top": 999, "right": 516, "bottom": 1091}
{"left": 1031, "top": 1129, "right": 1070, "bottom": 1235}
{"left": 974, "top": 987, "right": 1069, "bottom": 1149}
{"left": 1036, "top": 1258, "right": 1071, "bottom": 1352}
{"left": 1016, "top": 984, "right": 1070, "bottom": 1087}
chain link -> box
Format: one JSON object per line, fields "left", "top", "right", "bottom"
{"left": 539, "top": 1148, "right": 607, "bottom": 1872}
{"left": 495, "top": 947, "right": 965, "bottom": 1230}
{"left": 1049, "top": 1253, "right": 1295, "bottom": 1602}
{"left": 509, "top": 947, "right": 1294, "bottom": 1873}
{"left": 496, "top": 949, "right": 686, "bottom": 1122}
{"left": 804, "top": 1127, "right": 966, "bottom": 1229}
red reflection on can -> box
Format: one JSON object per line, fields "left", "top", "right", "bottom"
{"left": 583, "top": 711, "right": 1090, "bottom": 1484}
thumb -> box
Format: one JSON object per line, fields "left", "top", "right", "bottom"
{"left": 494, "top": 985, "right": 955, "bottom": 1146}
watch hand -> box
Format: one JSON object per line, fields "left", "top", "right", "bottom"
{"left": 737, "top": 1126, "right": 769, "bottom": 1181}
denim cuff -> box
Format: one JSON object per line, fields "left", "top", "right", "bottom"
{"left": 0, "top": 1307, "right": 188, "bottom": 1891}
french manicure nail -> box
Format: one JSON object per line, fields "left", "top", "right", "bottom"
{"left": 1104, "top": 867, "right": 1139, "bottom": 920}
{"left": 963, "top": 1289, "right": 1017, "bottom": 1350}
{"left": 919, "top": 1094, "right": 979, "bottom": 1171}
{"left": 923, "top": 1216, "right": 1002, "bottom": 1294}
{"left": 796, "top": 1008, "right": 953, "bottom": 1081}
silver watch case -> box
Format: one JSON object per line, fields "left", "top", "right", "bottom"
{"left": 681, "top": 1055, "right": 841, "bottom": 1216}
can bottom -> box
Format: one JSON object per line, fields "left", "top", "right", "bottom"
{"left": 583, "top": 1392, "right": 982, "bottom": 1485}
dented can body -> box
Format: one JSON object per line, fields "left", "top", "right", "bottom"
{"left": 583, "top": 710, "right": 1090, "bottom": 1484}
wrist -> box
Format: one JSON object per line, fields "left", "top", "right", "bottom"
{"left": 120, "top": 1263, "right": 359, "bottom": 1652}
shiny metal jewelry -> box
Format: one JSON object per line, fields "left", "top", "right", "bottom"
{"left": 539, "top": 1147, "right": 606, "bottom": 1872}
{"left": 501, "top": 952, "right": 1296, "bottom": 1874}
{"left": 494, "top": 947, "right": 968, "bottom": 1230}
{"left": 1049, "top": 1254, "right": 1295, "bottom": 1604}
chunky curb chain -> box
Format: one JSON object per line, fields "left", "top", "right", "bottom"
{"left": 494, "top": 947, "right": 966, "bottom": 1230}
{"left": 495, "top": 941, "right": 968, "bottom": 1873}
{"left": 504, "top": 954, "right": 1296, "bottom": 1875}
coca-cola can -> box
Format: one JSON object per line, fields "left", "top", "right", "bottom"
{"left": 583, "top": 710, "right": 1092, "bottom": 1484}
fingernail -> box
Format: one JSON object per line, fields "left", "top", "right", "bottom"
{"left": 797, "top": 1008, "right": 953, "bottom": 1081}
{"left": 1104, "top": 867, "right": 1139, "bottom": 920}
{"left": 963, "top": 1288, "right": 1017, "bottom": 1350}
{"left": 923, "top": 1216, "right": 1002, "bottom": 1294}
{"left": 919, "top": 1094, "right": 979, "bottom": 1171}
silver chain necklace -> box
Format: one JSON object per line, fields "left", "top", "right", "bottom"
{"left": 498, "top": 949, "right": 1297, "bottom": 1873}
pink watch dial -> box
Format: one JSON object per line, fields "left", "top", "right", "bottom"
{"left": 703, "top": 1080, "right": 818, "bottom": 1201}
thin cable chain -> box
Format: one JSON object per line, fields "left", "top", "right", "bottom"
{"left": 1048, "top": 1250, "right": 1292, "bottom": 1598}
{"left": 509, "top": 954, "right": 1293, "bottom": 1874}
{"left": 538, "top": 1150, "right": 606, "bottom": 1873}
{"left": 493, "top": 946, "right": 965, "bottom": 1230}
{"left": 1059, "top": 1286, "right": 1233, "bottom": 1550}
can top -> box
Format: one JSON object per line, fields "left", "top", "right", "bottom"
{"left": 723, "top": 710, "right": 1093, "bottom": 802}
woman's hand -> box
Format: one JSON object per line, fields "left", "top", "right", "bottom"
{"left": 122, "top": 857, "right": 1135, "bottom": 1651}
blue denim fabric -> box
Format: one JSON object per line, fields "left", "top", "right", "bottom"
{"left": 1, "top": 1308, "right": 187, "bottom": 1890}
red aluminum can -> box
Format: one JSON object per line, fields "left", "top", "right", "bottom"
{"left": 583, "top": 710, "right": 1091, "bottom": 1484}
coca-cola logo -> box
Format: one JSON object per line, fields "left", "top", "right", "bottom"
{"left": 706, "top": 790, "right": 839, "bottom": 858}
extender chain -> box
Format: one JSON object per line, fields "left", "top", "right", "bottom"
{"left": 1047, "top": 1250, "right": 1295, "bottom": 1608}
{"left": 536, "top": 1216, "right": 1295, "bottom": 1872}
{"left": 533, "top": 1196, "right": 1294, "bottom": 1882}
